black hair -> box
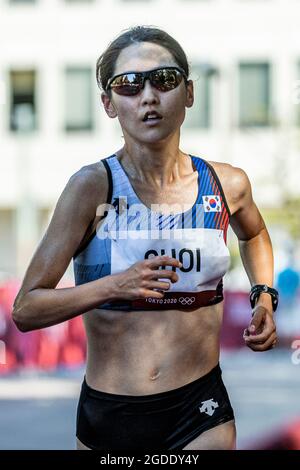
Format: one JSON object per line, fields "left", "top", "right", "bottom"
{"left": 96, "top": 25, "right": 190, "bottom": 92}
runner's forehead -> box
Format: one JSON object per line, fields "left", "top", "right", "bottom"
{"left": 113, "top": 43, "right": 176, "bottom": 76}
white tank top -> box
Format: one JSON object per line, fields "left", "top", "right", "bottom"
{"left": 73, "top": 154, "right": 231, "bottom": 311}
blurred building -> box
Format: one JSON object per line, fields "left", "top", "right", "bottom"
{"left": 1, "top": 0, "right": 300, "bottom": 277}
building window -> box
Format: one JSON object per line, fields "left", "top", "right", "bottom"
{"left": 10, "top": 70, "right": 36, "bottom": 132}
{"left": 183, "top": 64, "right": 215, "bottom": 129}
{"left": 64, "top": 67, "right": 93, "bottom": 132}
{"left": 239, "top": 62, "right": 270, "bottom": 127}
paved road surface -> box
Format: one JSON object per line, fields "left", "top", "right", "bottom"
{"left": 0, "top": 348, "right": 299, "bottom": 449}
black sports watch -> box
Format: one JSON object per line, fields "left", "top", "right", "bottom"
{"left": 249, "top": 284, "right": 279, "bottom": 312}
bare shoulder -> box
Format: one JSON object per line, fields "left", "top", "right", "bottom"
{"left": 68, "top": 160, "right": 108, "bottom": 204}
{"left": 60, "top": 160, "right": 110, "bottom": 248}
{"left": 13, "top": 160, "right": 111, "bottom": 294}
{"left": 207, "top": 160, "right": 252, "bottom": 214}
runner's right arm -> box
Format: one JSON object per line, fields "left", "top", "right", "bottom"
{"left": 12, "top": 165, "right": 180, "bottom": 332}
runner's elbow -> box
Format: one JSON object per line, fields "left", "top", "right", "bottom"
{"left": 12, "top": 298, "right": 36, "bottom": 332}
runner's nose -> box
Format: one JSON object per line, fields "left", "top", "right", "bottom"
{"left": 141, "top": 79, "right": 159, "bottom": 105}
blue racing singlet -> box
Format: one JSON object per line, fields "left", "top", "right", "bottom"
{"left": 73, "top": 154, "right": 231, "bottom": 310}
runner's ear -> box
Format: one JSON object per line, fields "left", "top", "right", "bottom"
{"left": 101, "top": 92, "right": 118, "bottom": 118}
{"left": 185, "top": 80, "right": 194, "bottom": 109}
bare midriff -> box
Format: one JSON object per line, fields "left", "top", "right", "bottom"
{"left": 83, "top": 302, "right": 223, "bottom": 395}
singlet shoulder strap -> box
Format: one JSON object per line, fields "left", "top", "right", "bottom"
{"left": 191, "top": 155, "right": 231, "bottom": 218}
{"left": 72, "top": 155, "right": 114, "bottom": 259}
{"left": 103, "top": 154, "right": 140, "bottom": 203}
{"left": 101, "top": 156, "right": 113, "bottom": 205}
{"left": 204, "top": 160, "right": 231, "bottom": 218}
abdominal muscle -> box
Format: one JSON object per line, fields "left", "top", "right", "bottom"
{"left": 83, "top": 302, "right": 223, "bottom": 395}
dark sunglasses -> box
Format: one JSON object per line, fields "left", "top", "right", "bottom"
{"left": 106, "top": 66, "right": 188, "bottom": 96}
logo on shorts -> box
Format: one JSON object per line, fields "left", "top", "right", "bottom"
{"left": 199, "top": 399, "right": 219, "bottom": 416}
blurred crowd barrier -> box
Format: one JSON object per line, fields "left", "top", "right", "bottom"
{"left": 0, "top": 280, "right": 86, "bottom": 374}
{"left": 222, "top": 288, "right": 300, "bottom": 349}
{"left": 244, "top": 419, "right": 300, "bottom": 450}
{"left": 0, "top": 280, "right": 299, "bottom": 374}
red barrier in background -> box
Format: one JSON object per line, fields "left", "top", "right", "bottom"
{"left": 0, "top": 280, "right": 86, "bottom": 374}
{"left": 0, "top": 281, "right": 250, "bottom": 373}
{"left": 0, "top": 281, "right": 297, "bottom": 372}
{"left": 244, "top": 419, "right": 300, "bottom": 450}
{"left": 221, "top": 290, "right": 251, "bottom": 349}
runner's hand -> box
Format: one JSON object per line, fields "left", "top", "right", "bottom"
{"left": 111, "top": 255, "right": 181, "bottom": 301}
{"left": 243, "top": 305, "right": 277, "bottom": 351}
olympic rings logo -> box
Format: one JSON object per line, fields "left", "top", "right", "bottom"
{"left": 178, "top": 296, "right": 196, "bottom": 305}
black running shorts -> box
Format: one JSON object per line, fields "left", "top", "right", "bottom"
{"left": 76, "top": 363, "right": 234, "bottom": 450}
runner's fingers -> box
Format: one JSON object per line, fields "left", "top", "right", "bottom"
{"left": 146, "top": 281, "right": 171, "bottom": 291}
{"left": 150, "top": 270, "right": 179, "bottom": 282}
{"left": 147, "top": 256, "right": 182, "bottom": 269}
{"left": 140, "top": 288, "right": 164, "bottom": 299}
{"left": 244, "top": 327, "right": 276, "bottom": 343}
{"left": 245, "top": 332, "right": 277, "bottom": 351}
{"left": 243, "top": 328, "right": 249, "bottom": 338}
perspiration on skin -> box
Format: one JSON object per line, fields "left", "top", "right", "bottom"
{"left": 13, "top": 32, "right": 276, "bottom": 451}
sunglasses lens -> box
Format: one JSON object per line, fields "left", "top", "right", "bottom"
{"left": 151, "top": 68, "right": 183, "bottom": 91}
{"left": 108, "top": 68, "right": 185, "bottom": 95}
{"left": 109, "top": 73, "right": 142, "bottom": 96}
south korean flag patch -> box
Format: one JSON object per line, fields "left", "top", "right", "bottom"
{"left": 202, "top": 195, "right": 222, "bottom": 212}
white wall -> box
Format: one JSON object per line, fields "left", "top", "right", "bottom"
{"left": 0, "top": 0, "right": 300, "bottom": 274}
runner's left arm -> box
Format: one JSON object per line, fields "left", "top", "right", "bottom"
{"left": 229, "top": 167, "right": 277, "bottom": 352}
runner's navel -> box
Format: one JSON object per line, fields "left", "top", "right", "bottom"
{"left": 149, "top": 368, "right": 161, "bottom": 381}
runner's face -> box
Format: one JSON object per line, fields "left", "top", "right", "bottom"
{"left": 101, "top": 42, "right": 193, "bottom": 145}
